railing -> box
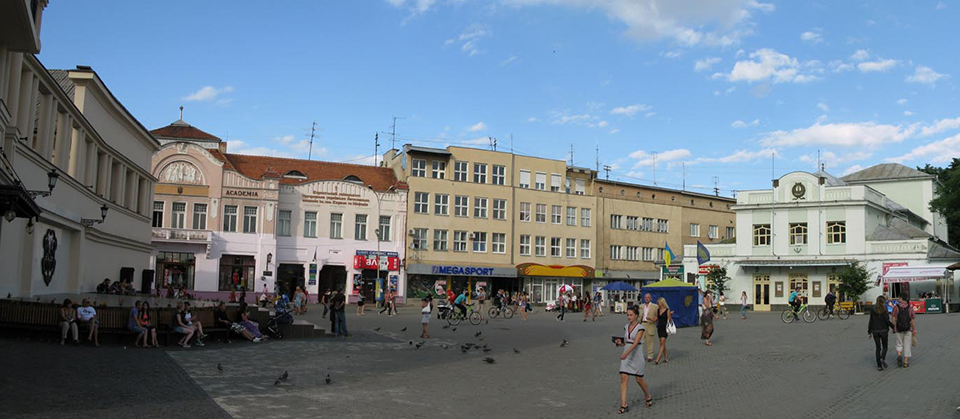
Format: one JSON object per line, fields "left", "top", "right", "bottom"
{"left": 152, "top": 228, "right": 211, "bottom": 242}
{"left": 684, "top": 243, "right": 735, "bottom": 258}
{"left": 867, "top": 240, "right": 927, "bottom": 255}
{"left": 742, "top": 192, "right": 772, "bottom": 204}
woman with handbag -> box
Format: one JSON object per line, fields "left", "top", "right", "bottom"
{"left": 654, "top": 297, "right": 673, "bottom": 364}
{"left": 701, "top": 300, "right": 715, "bottom": 346}
{"left": 615, "top": 306, "right": 653, "bottom": 414}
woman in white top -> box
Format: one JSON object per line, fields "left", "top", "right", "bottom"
{"left": 420, "top": 295, "right": 433, "bottom": 339}
{"left": 616, "top": 306, "right": 652, "bottom": 413}
{"left": 718, "top": 292, "right": 727, "bottom": 320}
{"left": 741, "top": 291, "right": 749, "bottom": 320}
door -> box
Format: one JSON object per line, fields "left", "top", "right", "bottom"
{"left": 789, "top": 273, "right": 809, "bottom": 304}
{"left": 753, "top": 274, "right": 771, "bottom": 311}
{"left": 278, "top": 264, "right": 305, "bottom": 299}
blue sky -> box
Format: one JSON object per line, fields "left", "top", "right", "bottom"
{"left": 37, "top": 0, "right": 959, "bottom": 196}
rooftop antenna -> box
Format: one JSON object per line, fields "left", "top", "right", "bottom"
{"left": 713, "top": 176, "right": 720, "bottom": 196}
{"left": 682, "top": 163, "right": 686, "bottom": 191}
{"left": 178, "top": 105, "right": 183, "bottom": 120}
{"left": 653, "top": 152, "right": 658, "bottom": 186}
{"left": 603, "top": 165, "right": 611, "bottom": 180}
{"left": 817, "top": 149, "right": 821, "bottom": 172}
{"left": 307, "top": 122, "right": 318, "bottom": 160}
{"left": 569, "top": 144, "right": 574, "bottom": 166}
{"left": 595, "top": 142, "right": 600, "bottom": 172}
{"left": 390, "top": 116, "right": 405, "bottom": 150}
{"left": 374, "top": 133, "right": 380, "bottom": 167}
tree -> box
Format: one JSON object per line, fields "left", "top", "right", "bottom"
{"left": 919, "top": 159, "right": 960, "bottom": 247}
{"left": 838, "top": 261, "right": 871, "bottom": 305}
{"left": 705, "top": 266, "right": 730, "bottom": 297}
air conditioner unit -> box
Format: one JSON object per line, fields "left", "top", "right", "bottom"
{"left": 408, "top": 229, "right": 416, "bottom": 236}
{"left": 409, "top": 242, "right": 419, "bottom": 249}
{"left": 468, "top": 233, "right": 476, "bottom": 240}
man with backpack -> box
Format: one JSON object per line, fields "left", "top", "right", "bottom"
{"left": 891, "top": 296, "right": 916, "bottom": 368}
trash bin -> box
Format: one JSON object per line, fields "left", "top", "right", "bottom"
{"left": 925, "top": 298, "right": 942, "bottom": 313}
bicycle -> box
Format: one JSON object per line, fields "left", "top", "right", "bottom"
{"left": 488, "top": 303, "right": 514, "bottom": 319}
{"left": 448, "top": 304, "right": 482, "bottom": 326}
{"left": 781, "top": 303, "right": 816, "bottom": 323}
{"left": 817, "top": 304, "right": 850, "bottom": 321}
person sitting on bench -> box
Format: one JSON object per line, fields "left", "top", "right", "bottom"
{"left": 215, "top": 302, "right": 261, "bottom": 343}
{"left": 76, "top": 299, "right": 100, "bottom": 347}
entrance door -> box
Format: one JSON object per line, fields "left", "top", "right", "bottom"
{"left": 753, "top": 274, "right": 771, "bottom": 311}
{"left": 319, "top": 266, "right": 347, "bottom": 294}
{"left": 360, "top": 269, "right": 382, "bottom": 303}
{"left": 277, "top": 264, "right": 305, "bottom": 300}
{"left": 789, "top": 273, "right": 809, "bottom": 304}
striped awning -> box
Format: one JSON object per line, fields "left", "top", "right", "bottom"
{"left": 881, "top": 265, "right": 949, "bottom": 283}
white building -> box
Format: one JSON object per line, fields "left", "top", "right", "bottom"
{"left": 1, "top": 0, "right": 160, "bottom": 298}
{"left": 683, "top": 164, "right": 959, "bottom": 311}
{"left": 150, "top": 119, "right": 409, "bottom": 303}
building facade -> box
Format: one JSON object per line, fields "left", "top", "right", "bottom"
{"left": 682, "top": 165, "right": 959, "bottom": 311}
{"left": 1, "top": 0, "right": 160, "bottom": 297}
{"left": 150, "top": 120, "right": 408, "bottom": 303}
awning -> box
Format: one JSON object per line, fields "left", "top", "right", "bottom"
{"left": 739, "top": 259, "right": 854, "bottom": 267}
{"left": 602, "top": 270, "right": 660, "bottom": 280}
{"left": 947, "top": 262, "right": 960, "bottom": 271}
{"left": 882, "top": 265, "right": 950, "bottom": 283}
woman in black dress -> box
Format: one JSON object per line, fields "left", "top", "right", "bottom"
{"left": 654, "top": 297, "right": 673, "bottom": 364}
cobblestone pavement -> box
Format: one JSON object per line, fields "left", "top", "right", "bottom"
{"left": 167, "top": 306, "right": 960, "bottom": 419}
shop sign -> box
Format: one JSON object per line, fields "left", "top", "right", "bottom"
{"left": 433, "top": 280, "right": 447, "bottom": 296}
{"left": 698, "top": 265, "right": 718, "bottom": 275}
{"left": 308, "top": 263, "right": 317, "bottom": 286}
{"left": 352, "top": 274, "right": 362, "bottom": 295}
{"left": 883, "top": 262, "right": 908, "bottom": 275}
{"left": 432, "top": 265, "right": 496, "bottom": 276}
{"left": 263, "top": 271, "right": 273, "bottom": 277}
{"left": 910, "top": 300, "right": 926, "bottom": 314}
{"left": 302, "top": 191, "right": 370, "bottom": 207}
{"left": 224, "top": 189, "right": 260, "bottom": 198}
{"left": 662, "top": 266, "right": 685, "bottom": 276}
{"left": 353, "top": 251, "right": 400, "bottom": 271}
{"left": 516, "top": 263, "right": 594, "bottom": 278}
{"left": 389, "top": 275, "right": 399, "bottom": 292}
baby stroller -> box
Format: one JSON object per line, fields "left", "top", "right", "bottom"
{"left": 436, "top": 299, "right": 453, "bottom": 320}
{"left": 265, "top": 294, "right": 294, "bottom": 339}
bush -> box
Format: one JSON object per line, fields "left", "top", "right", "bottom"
{"left": 838, "top": 261, "right": 871, "bottom": 303}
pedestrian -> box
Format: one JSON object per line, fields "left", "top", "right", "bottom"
{"left": 334, "top": 289, "right": 349, "bottom": 337}
{"left": 329, "top": 290, "right": 339, "bottom": 335}
{"left": 477, "top": 288, "right": 487, "bottom": 320}
{"left": 294, "top": 286, "right": 306, "bottom": 315}
{"left": 520, "top": 291, "right": 529, "bottom": 321}
{"left": 892, "top": 295, "right": 916, "bottom": 368}
{"left": 420, "top": 295, "right": 432, "bottom": 339}
{"left": 595, "top": 292, "right": 604, "bottom": 317}
{"left": 321, "top": 289, "right": 331, "bottom": 318}
{"left": 868, "top": 295, "right": 894, "bottom": 371}
{"left": 654, "top": 297, "right": 672, "bottom": 365}
{"left": 583, "top": 291, "right": 594, "bottom": 322}
{"left": 701, "top": 300, "right": 715, "bottom": 346}
{"left": 556, "top": 292, "right": 566, "bottom": 322}
{"left": 640, "top": 293, "right": 658, "bottom": 362}
{"left": 616, "top": 306, "right": 652, "bottom": 414}
{"left": 717, "top": 291, "right": 727, "bottom": 320}
{"left": 389, "top": 289, "right": 397, "bottom": 316}
{"left": 379, "top": 290, "right": 390, "bottom": 315}
{"left": 697, "top": 288, "right": 704, "bottom": 319}
{"left": 741, "top": 291, "right": 749, "bottom": 320}
{"left": 356, "top": 289, "right": 366, "bottom": 316}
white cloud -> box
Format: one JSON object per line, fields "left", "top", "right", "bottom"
{"left": 920, "top": 116, "right": 960, "bottom": 136}
{"left": 936, "top": 2, "right": 947, "bottom": 10}
{"left": 888, "top": 133, "right": 960, "bottom": 164}
{"left": 526, "top": 117, "right": 539, "bottom": 123}
{"left": 596, "top": 120, "right": 609, "bottom": 128}
{"left": 629, "top": 148, "right": 691, "bottom": 168}
{"left": 693, "top": 148, "right": 779, "bottom": 164}
{"left": 760, "top": 121, "right": 917, "bottom": 148}
{"left": 445, "top": 25, "right": 488, "bottom": 57}
{"left": 645, "top": 112, "right": 656, "bottom": 118}
{"left": 551, "top": 113, "right": 593, "bottom": 125}
{"left": 904, "top": 111, "right": 914, "bottom": 116}
{"left": 906, "top": 65, "right": 949, "bottom": 85}
{"left": 662, "top": 50, "right": 683, "bottom": 59}
{"left": 857, "top": 58, "right": 897, "bottom": 73}
{"left": 841, "top": 165, "right": 864, "bottom": 176}
{"left": 610, "top": 104, "right": 652, "bottom": 117}
{"left": 725, "top": 49, "right": 818, "bottom": 83}
{"left": 800, "top": 30, "right": 823, "bottom": 44}
{"left": 730, "top": 119, "right": 760, "bottom": 128}
{"left": 385, "top": 0, "right": 437, "bottom": 14}
{"left": 896, "top": 98, "right": 908, "bottom": 105}
{"left": 226, "top": 137, "right": 326, "bottom": 159}
{"left": 182, "top": 85, "right": 234, "bottom": 102}
{"left": 830, "top": 60, "right": 854, "bottom": 72}
{"left": 849, "top": 49, "right": 870, "bottom": 61}
{"left": 609, "top": 129, "right": 620, "bottom": 135}
{"left": 501, "top": 55, "right": 518, "bottom": 66}
{"left": 817, "top": 102, "right": 829, "bottom": 112}
{"left": 469, "top": 122, "right": 487, "bottom": 132}
{"left": 799, "top": 150, "right": 871, "bottom": 169}
{"left": 460, "top": 137, "right": 492, "bottom": 146}
{"left": 694, "top": 57, "right": 722, "bottom": 72}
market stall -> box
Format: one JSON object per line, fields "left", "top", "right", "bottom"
{"left": 640, "top": 278, "right": 699, "bottom": 327}
{"left": 882, "top": 265, "right": 953, "bottom": 314}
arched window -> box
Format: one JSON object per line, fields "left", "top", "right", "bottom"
{"left": 284, "top": 170, "right": 307, "bottom": 179}
{"left": 343, "top": 175, "right": 363, "bottom": 183}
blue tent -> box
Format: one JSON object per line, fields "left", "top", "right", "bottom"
{"left": 640, "top": 278, "right": 699, "bottom": 328}
{"left": 601, "top": 281, "right": 638, "bottom": 292}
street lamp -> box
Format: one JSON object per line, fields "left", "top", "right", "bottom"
{"left": 369, "top": 184, "right": 397, "bottom": 297}
{"left": 80, "top": 204, "right": 109, "bottom": 227}
{"left": 26, "top": 169, "right": 59, "bottom": 198}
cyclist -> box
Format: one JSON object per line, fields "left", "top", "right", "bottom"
{"left": 454, "top": 289, "right": 469, "bottom": 319}
{"left": 824, "top": 290, "right": 837, "bottom": 315}
{"left": 788, "top": 287, "right": 800, "bottom": 317}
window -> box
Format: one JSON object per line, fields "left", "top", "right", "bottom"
{"left": 434, "top": 194, "right": 449, "bottom": 215}
{"left": 378, "top": 216, "right": 391, "bottom": 241}
{"left": 657, "top": 219, "right": 669, "bottom": 233}
{"left": 304, "top": 211, "right": 317, "bottom": 237}
{"left": 172, "top": 202, "right": 186, "bottom": 229}
{"left": 610, "top": 245, "right": 623, "bottom": 260}
{"left": 565, "top": 178, "right": 571, "bottom": 194}
{"left": 152, "top": 201, "right": 164, "bottom": 228}
{"left": 218, "top": 255, "right": 255, "bottom": 291}
{"left": 473, "top": 163, "right": 487, "bottom": 184}
{"left": 642, "top": 247, "right": 654, "bottom": 261}
{"left": 827, "top": 221, "right": 846, "bottom": 244}
{"left": 412, "top": 228, "right": 427, "bottom": 250}
{"left": 656, "top": 248, "right": 664, "bottom": 262}
{"left": 580, "top": 239, "right": 591, "bottom": 259}
{"left": 474, "top": 197, "right": 488, "bottom": 218}
{"left": 454, "top": 161, "right": 468, "bottom": 181}
{"left": 520, "top": 202, "right": 531, "bottom": 222}
{"left": 550, "top": 174, "right": 562, "bottom": 192}
{"left": 566, "top": 207, "right": 577, "bottom": 226}
{"left": 473, "top": 232, "right": 487, "bottom": 253}
{"left": 223, "top": 205, "right": 238, "bottom": 232}
{"left": 709, "top": 225, "right": 719, "bottom": 239}
{"left": 789, "top": 223, "right": 807, "bottom": 245}
{"left": 689, "top": 223, "right": 700, "bottom": 237}
{"left": 642, "top": 217, "right": 654, "bottom": 232}
{"left": 432, "top": 161, "right": 446, "bottom": 179}
{"left": 611, "top": 214, "right": 623, "bottom": 230}
{"left": 535, "top": 236, "right": 546, "bottom": 257}
{"left": 551, "top": 205, "right": 562, "bottom": 224}
{"left": 414, "top": 192, "right": 429, "bottom": 214}
{"left": 329, "top": 213, "right": 342, "bottom": 239}
{"left": 726, "top": 226, "right": 735, "bottom": 239}
{"left": 412, "top": 159, "right": 426, "bottom": 177}
{"left": 566, "top": 239, "right": 577, "bottom": 258}
{"left": 492, "top": 233, "right": 506, "bottom": 254}
{"left": 192, "top": 203, "right": 207, "bottom": 230}
{"left": 575, "top": 178, "right": 586, "bottom": 195}
{"left": 550, "top": 237, "right": 561, "bottom": 257}
{"left": 492, "top": 199, "right": 506, "bottom": 220}
{"left": 535, "top": 204, "right": 546, "bottom": 223}
{"left": 626, "top": 246, "right": 639, "bottom": 261}
{"left": 626, "top": 216, "right": 638, "bottom": 231}
{"left": 519, "top": 170, "right": 531, "bottom": 188}
{"left": 753, "top": 224, "right": 771, "bottom": 246}
{"left": 242, "top": 206, "right": 257, "bottom": 233}
{"left": 535, "top": 172, "right": 546, "bottom": 190}
{"left": 581, "top": 208, "right": 591, "bottom": 227}
{"left": 156, "top": 252, "right": 196, "bottom": 290}
{"left": 455, "top": 195, "right": 469, "bottom": 217}
{"left": 434, "top": 229, "right": 448, "bottom": 251}
{"left": 277, "top": 210, "right": 291, "bottom": 236}
{"left": 454, "top": 230, "right": 468, "bottom": 252}
{"left": 489, "top": 164, "right": 505, "bottom": 185}
{"left": 519, "top": 235, "right": 531, "bottom": 256}
{"left": 355, "top": 214, "right": 368, "bottom": 240}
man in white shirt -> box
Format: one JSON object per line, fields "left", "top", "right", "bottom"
{"left": 640, "top": 293, "right": 658, "bottom": 362}
{"left": 76, "top": 299, "right": 100, "bottom": 347}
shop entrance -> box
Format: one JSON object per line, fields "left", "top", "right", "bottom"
{"left": 753, "top": 274, "right": 770, "bottom": 311}
{"left": 360, "top": 269, "right": 385, "bottom": 303}
{"left": 319, "top": 265, "right": 347, "bottom": 294}
{"left": 277, "top": 264, "right": 305, "bottom": 300}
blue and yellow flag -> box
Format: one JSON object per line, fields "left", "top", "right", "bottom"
{"left": 664, "top": 242, "right": 676, "bottom": 267}
{"left": 696, "top": 241, "right": 711, "bottom": 266}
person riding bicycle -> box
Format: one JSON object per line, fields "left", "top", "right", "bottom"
{"left": 454, "top": 289, "right": 468, "bottom": 319}
{"left": 824, "top": 291, "right": 837, "bottom": 314}
{"left": 789, "top": 287, "right": 800, "bottom": 315}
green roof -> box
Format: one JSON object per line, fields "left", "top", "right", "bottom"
{"left": 643, "top": 278, "right": 697, "bottom": 288}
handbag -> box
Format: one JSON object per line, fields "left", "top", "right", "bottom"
{"left": 666, "top": 320, "right": 677, "bottom": 335}
{"left": 911, "top": 333, "right": 918, "bottom": 347}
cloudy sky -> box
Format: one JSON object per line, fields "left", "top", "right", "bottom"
{"left": 37, "top": 1, "right": 958, "bottom": 196}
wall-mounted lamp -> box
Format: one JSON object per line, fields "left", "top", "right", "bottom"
{"left": 26, "top": 217, "right": 35, "bottom": 234}
{"left": 80, "top": 204, "right": 109, "bottom": 227}
{"left": 27, "top": 169, "right": 59, "bottom": 198}
{"left": 4, "top": 209, "right": 15, "bottom": 222}
{"left": 267, "top": 253, "right": 273, "bottom": 264}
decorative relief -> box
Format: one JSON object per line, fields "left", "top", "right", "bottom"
{"left": 160, "top": 161, "right": 205, "bottom": 185}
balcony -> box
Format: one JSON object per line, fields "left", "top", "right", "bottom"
{"left": 152, "top": 228, "right": 211, "bottom": 243}
{"left": 0, "top": 0, "right": 46, "bottom": 53}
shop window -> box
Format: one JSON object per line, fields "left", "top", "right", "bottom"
{"left": 219, "top": 255, "right": 256, "bottom": 291}
{"left": 156, "top": 252, "right": 196, "bottom": 290}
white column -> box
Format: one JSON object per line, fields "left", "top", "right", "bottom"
{"left": 113, "top": 162, "right": 126, "bottom": 206}
{"left": 126, "top": 170, "right": 137, "bottom": 211}
{"left": 34, "top": 93, "right": 57, "bottom": 157}
{"left": 54, "top": 111, "right": 73, "bottom": 168}
{"left": 85, "top": 142, "right": 97, "bottom": 188}
{"left": 16, "top": 71, "right": 37, "bottom": 138}
{"left": 4, "top": 54, "right": 23, "bottom": 124}
{"left": 98, "top": 153, "right": 111, "bottom": 199}
{"left": 68, "top": 128, "right": 85, "bottom": 180}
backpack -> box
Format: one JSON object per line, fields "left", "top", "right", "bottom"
{"left": 895, "top": 305, "right": 912, "bottom": 331}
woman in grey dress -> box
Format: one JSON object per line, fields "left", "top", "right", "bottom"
{"left": 616, "top": 306, "right": 653, "bottom": 414}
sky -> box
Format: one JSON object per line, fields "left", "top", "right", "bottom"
{"left": 36, "top": 0, "right": 960, "bottom": 197}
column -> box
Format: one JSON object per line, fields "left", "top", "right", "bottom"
{"left": 113, "top": 162, "right": 126, "bottom": 206}
{"left": 54, "top": 112, "right": 73, "bottom": 168}
{"left": 0, "top": 47, "right": 8, "bottom": 102}
{"left": 139, "top": 178, "right": 150, "bottom": 217}
{"left": 126, "top": 171, "right": 138, "bottom": 212}
{"left": 34, "top": 93, "right": 56, "bottom": 157}
{"left": 4, "top": 54, "right": 23, "bottom": 124}
{"left": 98, "top": 153, "right": 110, "bottom": 199}
{"left": 68, "top": 128, "right": 85, "bottom": 180}
{"left": 16, "top": 71, "right": 37, "bottom": 139}
{"left": 84, "top": 142, "right": 97, "bottom": 188}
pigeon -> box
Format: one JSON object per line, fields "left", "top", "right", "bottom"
{"left": 475, "top": 331, "right": 482, "bottom": 337}
{"left": 483, "top": 357, "right": 496, "bottom": 364}
{"left": 560, "top": 339, "right": 569, "bottom": 347}
{"left": 513, "top": 348, "right": 521, "bottom": 354}
{"left": 441, "top": 344, "right": 449, "bottom": 350}
{"left": 274, "top": 371, "right": 288, "bottom": 385}
{"left": 485, "top": 319, "right": 489, "bottom": 324}
{"left": 478, "top": 337, "right": 485, "bottom": 341}
{"left": 461, "top": 346, "right": 469, "bottom": 353}
{"left": 51, "top": 298, "right": 56, "bottom": 304}
{"left": 408, "top": 341, "right": 413, "bottom": 345}
{"left": 483, "top": 348, "right": 492, "bottom": 353}
{"left": 5, "top": 293, "right": 10, "bottom": 299}
{"left": 415, "top": 342, "right": 423, "bottom": 349}
{"left": 400, "top": 327, "right": 407, "bottom": 332}
{"left": 373, "top": 327, "right": 381, "bottom": 332}
{"left": 442, "top": 324, "right": 450, "bottom": 329}
{"left": 325, "top": 374, "right": 331, "bottom": 385}
{"left": 217, "top": 363, "right": 224, "bottom": 373}
{"left": 36, "top": 296, "right": 40, "bottom": 302}
{"left": 451, "top": 328, "right": 457, "bottom": 332}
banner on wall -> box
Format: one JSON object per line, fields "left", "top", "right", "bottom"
{"left": 389, "top": 275, "right": 399, "bottom": 292}
{"left": 475, "top": 281, "right": 488, "bottom": 292}
{"left": 308, "top": 264, "right": 317, "bottom": 286}
{"left": 434, "top": 280, "right": 447, "bottom": 296}
{"left": 354, "top": 251, "right": 400, "bottom": 271}
{"left": 352, "top": 274, "right": 362, "bottom": 295}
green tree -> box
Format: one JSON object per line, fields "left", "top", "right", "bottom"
{"left": 705, "top": 266, "right": 730, "bottom": 297}
{"left": 919, "top": 159, "right": 960, "bottom": 247}
{"left": 838, "top": 261, "right": 871, "bottom": 305}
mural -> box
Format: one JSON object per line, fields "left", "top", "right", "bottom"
{"left": 41, "top": 229, "right": 58, "bottom": 286}
{"left": 160, "top": 161, "right": 205, "bottom": 185}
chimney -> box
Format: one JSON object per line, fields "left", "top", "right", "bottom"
{"left": 218, "top": 142, "right": 227, "bottom": 153}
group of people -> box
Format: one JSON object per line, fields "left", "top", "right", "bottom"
{"left": 57, "top": 298, "right": 101, "bottom": 346}
{"left": 320, "top": 289, "right": 349, "bottom": 337}
{"left": 555, "top": 291, "right": 605, "bottom": 322}
{"left": 96, "top": 278, "right": 136, "bottom": 296}
{"left": 867, "top": 295, "right": 917, "bottom": 370}
{"left": 616, "top": 294, "right": 673, "bottom": 413}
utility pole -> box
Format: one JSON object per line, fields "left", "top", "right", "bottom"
{"left": 682, "top": 163, "right": 686, "bottom": 191}
{"left": 374, "top": 133, "right": 380, "bottom": 167}
{"left": 307, "top": 121, "right": 318, "bottom": 160}
{"left": 603, "top": 165, "right": 611, "bottom": 180}
{"left": 595, "top": 142, "right": 600, "bottom": 172}
{"left": 390, "top": 116, "right": 404, "bottom": 150}
{"left": 569, "top": 144, "right": 574, "bottom": 166}
{"left": 713, "top": 176, "right": 720, "bottom": 196}
{"left": 653, "top": 152, "right": 658, "bottom": 186}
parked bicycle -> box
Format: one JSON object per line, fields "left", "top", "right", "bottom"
{"left": 781, "top": 303, "right": 816, "bottom": 323}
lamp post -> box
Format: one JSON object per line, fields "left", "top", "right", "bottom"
{"left": 369, "top": 184, "right": 396, "bottom": 302}
{"left": 26, "top": 169, "right": 59, "bottom": 199}
{"left": 80, "top": 204, "right": 109, "bottom": 227}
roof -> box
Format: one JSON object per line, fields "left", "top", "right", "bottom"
{"left": 869, "top": 217, "right": 931, "bottom": 241}
{"left": 841, "top": 163, "right": 934, "bottom": 183}
{"left": 738, "top": 259, "right": 855, "bottom": 267}
{"left": 643, "top": 278, "right": 697, "bottom": 288}
{"left": 595, "top": 178, "right": 737, "bottom": 202}
{"left": 209, "top": 152, "right": 405, "bottom": 191}
{"left": 150, "top": 120, "right": 221, "bottom": 142}
{"left": 405, "top": 145, "right": 452, "bottom": 156}
{"left": 48, "top": 69, "right": 75, "bottom": 100}
{"left": 813, "top": 170, "right": 846, "bottom": 186}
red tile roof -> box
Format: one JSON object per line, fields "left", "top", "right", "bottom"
{"left": 209, "top": 153, "right": 406, "bottom": 191}
{"left": 150, "top": 121, "right": 221, "bottom": 141}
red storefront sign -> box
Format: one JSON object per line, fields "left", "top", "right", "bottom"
{"left": 909, "top": 300, "right": 926, "bottom": 314}
{"left": 353, "top": 254, "right": 399, "bottom": 271}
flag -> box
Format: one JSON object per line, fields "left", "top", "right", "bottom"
{"left": 696, "top": 241, "right": 711, "bottom": 266}
{"left": 663, "top": 242, "right": 676, "bottom": 268}
{"left": 312, "top": 247, "right": 317, "bottom": 262}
